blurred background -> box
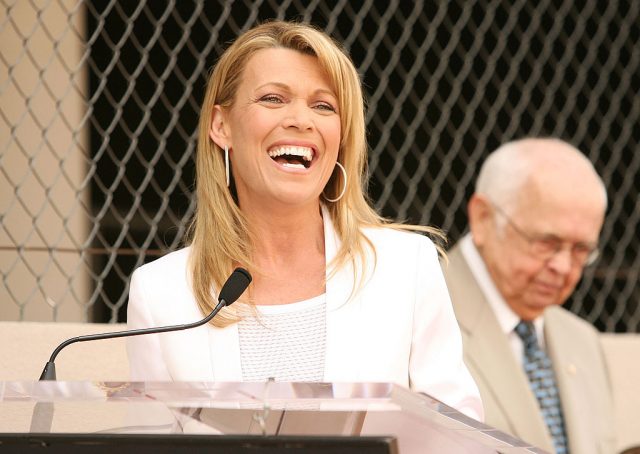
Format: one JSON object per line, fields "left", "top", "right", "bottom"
{"left": 1, "top": 0, "right": 638, "bottom": 332}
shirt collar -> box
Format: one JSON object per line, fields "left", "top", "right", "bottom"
{"left": 460, "top": 233, "right": 524, "bottom": 336}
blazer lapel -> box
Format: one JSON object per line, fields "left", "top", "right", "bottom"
{"left": 322, "top": 207, "right": 364, "bottom": 382}
{"left": 204, "top": 206, "right": 358, "bottom": 384}
{"left": 445, "top": 245, "right": 553, "bottom": 450}
{"left": 464, "top": 308, "right": 552, "bottom": 448}
{"left": 544, "top": 307, "right": 613, "bottom": 454}
{"left": 160, "top": 292, "right": 232, "bottom": 382}
{"left": 207, "top": 321, "right": 242, "bottom": 381}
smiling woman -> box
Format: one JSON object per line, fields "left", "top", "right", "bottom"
{"left": 125, "top": 20, "right": 484, "bottom": 422}
{"left": 209, "top": 47, "right": 341, "bottom": 215}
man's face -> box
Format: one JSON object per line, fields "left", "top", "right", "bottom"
{"left": 471, "top": 182, "right": 605, "bottom": 321}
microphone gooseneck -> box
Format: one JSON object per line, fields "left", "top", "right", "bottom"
{"left": 39, "top": 267, "right": 252, "bottom": 381}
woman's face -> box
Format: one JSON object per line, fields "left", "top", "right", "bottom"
{"left": 211, "top": 47, "right": 341, "bottom": 211}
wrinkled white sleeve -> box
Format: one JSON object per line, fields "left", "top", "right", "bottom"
{"left": 409, "top": 237, "right": 484, "bottom": 421}
{"left": 126, "top": 267, "right": 172, "bottom": 381}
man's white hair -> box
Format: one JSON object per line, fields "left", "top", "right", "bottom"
{"left": 475, "top": 138, "right": 607, "bottom": 229}
{"left": 475, "top": 141, "right": 530, "bottom": 213}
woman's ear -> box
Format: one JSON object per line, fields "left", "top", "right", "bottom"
{"left": 209, "top": 105, "right": 230, "bottom": 148}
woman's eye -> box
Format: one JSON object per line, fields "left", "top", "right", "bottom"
{"left": 314, "top": 102, "right": 337, "bottom": 112}
{"left": 259, "top": 94, "right": 284, "bottom": 104}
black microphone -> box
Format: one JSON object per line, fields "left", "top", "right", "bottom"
{"left": 39, "top": 267, "right": 252, "bottom": 381}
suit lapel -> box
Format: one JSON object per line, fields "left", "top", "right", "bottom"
{"left": 207, "top": 321, "right": 242, "bottom": 381}
{"left": 322, "top": 207, "right": 363, "bottom": 382}
{"left": 445, "top": 245, "right": 553, "bottom": 450}
{"left": 544, "top": 307, "right": 607, "bottom": 454}
{"left": 160, "top": 292, "right": 234, "bottom": 381}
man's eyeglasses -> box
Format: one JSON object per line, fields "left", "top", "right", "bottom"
{"left": 491, "top": 203, "right": 600, "bottom": 266}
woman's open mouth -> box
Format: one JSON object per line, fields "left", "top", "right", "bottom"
{"left": 268, "top": 145, "right": 313, "bottom": 169}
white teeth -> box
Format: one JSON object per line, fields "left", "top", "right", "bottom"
{"left": 267, "top": 146, "right": 313, "bottom": 161}
{"left": 282, "top": 162, "right": 306, "bottom": 169}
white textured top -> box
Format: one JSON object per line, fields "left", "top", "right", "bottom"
{"left": 238, "top": 294, "right": 327, "bottom": 382}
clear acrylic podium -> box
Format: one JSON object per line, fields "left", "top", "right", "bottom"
{"left": 0, "top": 381, "right": 548, "bottom": 453}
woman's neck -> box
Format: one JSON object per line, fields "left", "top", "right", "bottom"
{"left": 242, "top": 201, "right": 327, "bottom": 305}
{"left": 243, "top": 201, "right": 324, "bottom": 256}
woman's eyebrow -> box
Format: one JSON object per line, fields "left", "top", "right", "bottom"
{"left": 255, "top": 82, "right": 336, "bottom": 98}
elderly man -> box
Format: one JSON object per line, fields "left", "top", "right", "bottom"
{"left": 443, "top": 138, "right": 615, "bottom": 454}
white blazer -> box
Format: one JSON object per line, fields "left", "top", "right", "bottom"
{"left": 126, "top": 213, "right": 483, "bottom": 421}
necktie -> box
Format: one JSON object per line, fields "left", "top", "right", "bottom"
{"left": 515, "top": 321, "right": 568, "bottom": 454}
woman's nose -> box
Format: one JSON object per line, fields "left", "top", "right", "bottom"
{"left": 282, "top": 101, "right": 314, "bottom": 130}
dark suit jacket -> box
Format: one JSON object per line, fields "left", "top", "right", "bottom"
{"left": 443, "top": 241, "right": 615, "bottom": 454}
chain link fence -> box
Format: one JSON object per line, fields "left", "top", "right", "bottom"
{"left": 1, "top": 0, "right": 639, "bottom": 331}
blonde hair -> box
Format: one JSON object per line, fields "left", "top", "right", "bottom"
{"left": 187, "top": 20, "right": 443, "bottom": 325}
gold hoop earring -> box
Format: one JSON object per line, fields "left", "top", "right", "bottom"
{"left": 323, "top": 162, "right": 347, "bottom": 203}
{"left": 224, "top": 145, "right": 230, "bottom": 187}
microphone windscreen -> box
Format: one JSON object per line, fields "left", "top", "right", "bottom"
{"left": 218, "top": 267, "right": 252, "bottom": 305}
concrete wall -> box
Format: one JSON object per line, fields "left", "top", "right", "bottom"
{"left": 0, "top": 1, "right": 90, "bottom": 321}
